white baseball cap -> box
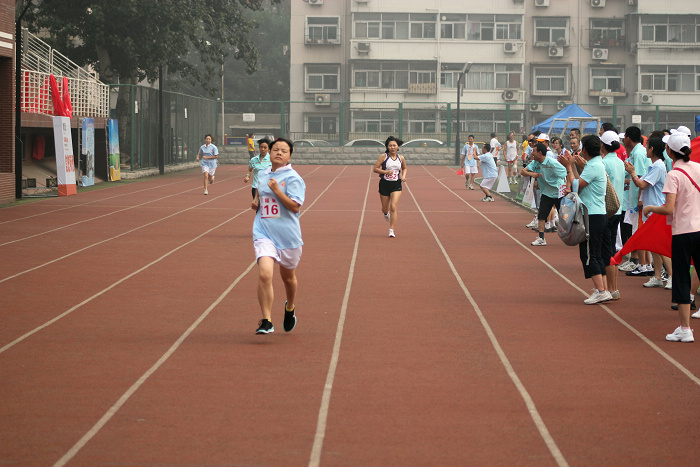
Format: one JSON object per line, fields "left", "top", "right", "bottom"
{"left": 670, "top": 125, "right": 692, "bottom": 136}
{"left": 536, "top": 133, "right": 550, "bottom": 141}
{"left": 600, "top": 131, "right": 619, "bottom": 146}
{"left": 662, "top": 132, "right": 691, "bottom": 153}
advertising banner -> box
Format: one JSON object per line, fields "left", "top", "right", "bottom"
{"left": 107, "top": 119, "right": 121, "bottom": 181}
{"left": 81, "top": 118, "right": 95, "bottom": 186}
{"left": 52, "top": 116, "right": 77, "bottom": 196}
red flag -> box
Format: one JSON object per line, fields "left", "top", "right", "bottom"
{"left": 456, "top": 168, "right": 464, "bottom": 175}
{"left": 611, "top": 213, "right": 672, "bottom": 265}
{"left": 49, "top": 74, "right": 65, "bottom": 116}
{"left": 691, "top": 136, "right": 700, "bottom": 163}
{"left": 61, "top": 77, "right": 73, "bottom": 118}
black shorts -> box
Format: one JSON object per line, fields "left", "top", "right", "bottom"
{"left": 671, "top": 232, "right": 700, "bottom": 304}
{"left": 537, "top": 194, "right": 561, "bottom": 221}
{"left": 379, "top": 179, "right": 402, "bottom": 196}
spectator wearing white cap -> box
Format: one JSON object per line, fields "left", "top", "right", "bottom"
{"left": 625, "top": 138, "right": 672, "bottom": 289}
{"left": 622, "top": 126, "right": 653, "bottom": 277}
{"left": 600, "top": 131, "right": 626, "bottom": 299}
{"left": 644, "top": 132, "right": 700, "bottom": 342}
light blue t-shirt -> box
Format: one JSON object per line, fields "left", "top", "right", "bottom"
{"left": 461, "top": 143, "right": 479, "bottom": 167}
{"left": 578, "top": 156, "right": 607, "bottom": 215}
{"left": 603, "top": 153, "right": 625, "bottom": 215}
{"left": 625, "top": 143, "right": 650, "bottom": 212}
{"left": 253, "top": 165, "right": 306, "bottom": 249}
{"left": 478, "top": 152, "right": 498, "bottom": 179}
{"left": 248, "top": 154, "right": 272, "bottom": 189}
{"left": 198, "top": 143, "right": 218, "bottom": 170}
{"left": 641, "top": 159, "right": 667, "bottom": 207}
{"left": 526, "top": 155, "right": 566, "bottom": 198}
{"left": 663, "top": 150, "right": 673, "bottom": 173}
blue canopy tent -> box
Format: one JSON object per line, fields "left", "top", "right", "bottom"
{"left": 531, "top": 103, "right": 599, "bottom": 134}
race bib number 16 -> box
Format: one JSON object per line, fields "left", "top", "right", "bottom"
{"left": 261, "top": 196, "right": 281, "bottom": 218}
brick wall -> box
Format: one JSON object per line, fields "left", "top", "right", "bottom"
{"left": 0, "top": 0, "right": 16, "bottom": 204}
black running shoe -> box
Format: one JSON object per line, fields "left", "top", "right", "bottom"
{"left": 256, "top": 319, "right": 274, "bottom": 334}
{"left": 626, "top": 267, "right": 647, "bottom": 277}
{"left": 283, "top": 302, "right": 296, "bottom": 332}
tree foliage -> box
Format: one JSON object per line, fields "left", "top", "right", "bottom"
{"left": 24, "top": 0, "right": 281, "bottom": 89}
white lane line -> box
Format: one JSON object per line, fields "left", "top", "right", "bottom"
{"left": 423, "top": 166, "right": 700, "bottom": 388}
{"left": 309, "top": 168, "right": 372, "bottom": 467}
{"left": 0, "top": 186, "right": 249, "bottom": 284}
{"left": 405, "top": 180, "right": 569, "bottom": 467}
{"left": 0, "top": 179, "right": 231, "bottom": 247}
{"left": 51, "top": 165, "right": 342, "bottom": 466}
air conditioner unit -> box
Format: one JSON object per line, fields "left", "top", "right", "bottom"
{"left": 308, "top": 0, "right": 323, "bottom": 4}
{"left": 557, "top": 100, "right": 570, "bottom": 110}
{"left": 357, "top": 42, "right": 370, "bottom": 53}
{"left": 535, "top": 0, "right": 549, "bottom": 6}
{"left": 641, "top": 93, "right": 653, "bottom": 104}
{"left": 548, "top": 46, "right": 564, "bottom": 57}
{"left": 530, "top": 103, "right": 543, "bottom": 113}
{"left": 501, "top": 89, "right": 517, "bottom": 101}
{"left": 503, "top": 42, "right": 518, "bottom": 53}
{"left": 599, "top": 96, "right": 613, "bottom": 105}
{"left": 315, "top": 94, "right": 331, "bottom": 106}
{"left": 592, "top": 48, "right": 608, "bottom": 60}
{"left": 591, "top": 0, "right": 605, "bottom": 7}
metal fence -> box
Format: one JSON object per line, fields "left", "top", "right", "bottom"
{"left": 109, "top": 85, "right": 217, "bottom": 170}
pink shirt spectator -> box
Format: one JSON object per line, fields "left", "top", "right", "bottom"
{"left": 663, "top": 159, "right": 700, "bottom": 235}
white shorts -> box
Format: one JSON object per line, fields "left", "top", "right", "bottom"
{"left": 464, "top": 166, "right": 479, "bottom": 174}
{"left": 202, "top": 165, "right": 217, "bottom": 175}
{"left": 254, "top": 238, "right": 302, "bottom": 270}
{"left": 481, "top": 177, "right": 497, "bottom": 190}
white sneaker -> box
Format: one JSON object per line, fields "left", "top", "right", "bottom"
{"left": 692, "top": 310, "right": 700, "bottom": 319}
{"left": 526, "top": 217, "right": 538, "bottom": 229}
{"left": 388, "top": 229, "right": 395, "bottom": 238}
{"left": 468, "top": 185, "right": 474, "bottom": 190}
{"left": 584, "top": 289, "right": 612, "bottom": 305}
{"left": 619, "top": 261, "right": 638, "bottom": 272}
{"left": 666, "top": 326, "right": 694, "bottom": 343}
{"left": 204, "top": 189, "right": 208, "bottom": 195}
{"left": 481, "top": 196, "right": 491, "bottom": 202}
{"left": 384, "top": 212, "right": 390, "bottom": 222}
{"left": 665, "top": 278, "right": 672, "bottom": 290}
{"left": 610, "top": 290, "right": 621, "bottom": 300}
{"left": 210, "top": 176, "right": 215, "bottom": 184}
{"left": 643, "top": 277, "right": 665, "bottom": 288}
{"left": 531, "top": 237, "right": 547, "bottom": 246}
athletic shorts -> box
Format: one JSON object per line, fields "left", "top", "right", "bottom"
{"left": 537, "top": 194, "right": 561, "bottom": 221}
{"left": 202, "top": 165, "right": 217, "bottom": 175}
{"left": 379, "top": 179, "right": 402, "bottom": 196}
{"left": 464, "top": 166, "right": 479, "bottom": 174}
{"left": 480, "top": 177, "right": 497, "bottom": 190}
{"left": 254, "top": 238, "right": 302, "bottom": 270}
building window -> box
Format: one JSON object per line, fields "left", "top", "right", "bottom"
{"left": 461, "top": 64, "right": 521, "bottom": 90}
{"left": 533, "top": 66, "right": 570, "bottom": 95}
{"left": 306, "top": 17, "right": 340, "bottom": 44}
{"left": 354, "top": 13, "right": 410, "bottom": 40}
{"left": 352, "top": 111, "right": 396, "bottom": 133}
{"left": 404, "top": 111, "right": 437, "bottom": 134}
{"left": 534, "top": 18, "right": 569, "bottom": 46}
{"left": 640, "top": 65, "right": 696, "bottom": 92}
{"left": 409, "top": 13, "right": 436, "bottom": 39}
{"left": 440, "top": 14, "right": 466, "bottom": 39}
{"left": 353, "top": 62, "right": 409, "bottom": 90}
{"left": 305, "top": 64, "right": 340, "bottom": 92}
{"left": 467, "top": 14, "right": 522, "bottom": 41}
{"left": 307, "top": 116, "right": 336, "bottom": 134}
{"left": 590, "top": 67, "right": 624, "bottom": 92}
{"left": 641, "top": 15, "right": 699, "bottom": 43}
{"left": 589, "top": 19, "right": 624, "bottom": 47}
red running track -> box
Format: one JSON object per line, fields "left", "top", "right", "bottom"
{"left": 1, "top": 164, "right": 699, "bottom": 466}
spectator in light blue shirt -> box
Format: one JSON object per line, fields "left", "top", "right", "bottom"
{"left": 477, "top": 143, "right": 498, "bottom": 202}
{"left": 600, "top": 131, "right": 626, "bottom": 299}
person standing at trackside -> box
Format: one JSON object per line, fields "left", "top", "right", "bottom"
{"left": 244, "top": 137, "right": 272, "bottom": 199}
{"left": 559, "top": 135, "right": 612, "bottom": 304}
{"left": 250, "top": 137, "right": 305, "bottom": 335}
{"left": 246, "top": 133, "right": 256, "bottom": 158}
{"left": 461, "top": 135, "right": 479, "bottom": 190}
{"left": 505, "top": 131, "right": 519, "bottom": 185}
{"left": 195, "top": 134, "right": 218, "bottom": 195}
{"left": 374, "top": 136, "right": 407, "bottom": 238}
{"left": 520, "top": 142, "right": 567, "bottom": 246}
{"left": 600, "top": 131, "right": 626, "bottom": 300}
{"left": 489, "top": 132, "right": 501, "bottom": 166}
{"left": 643, "top": 132, "right": 700, "bottom": 342}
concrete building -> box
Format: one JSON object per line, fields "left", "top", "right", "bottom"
{"left": 289, "top": 0, "right": 700, "bottom": 144}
